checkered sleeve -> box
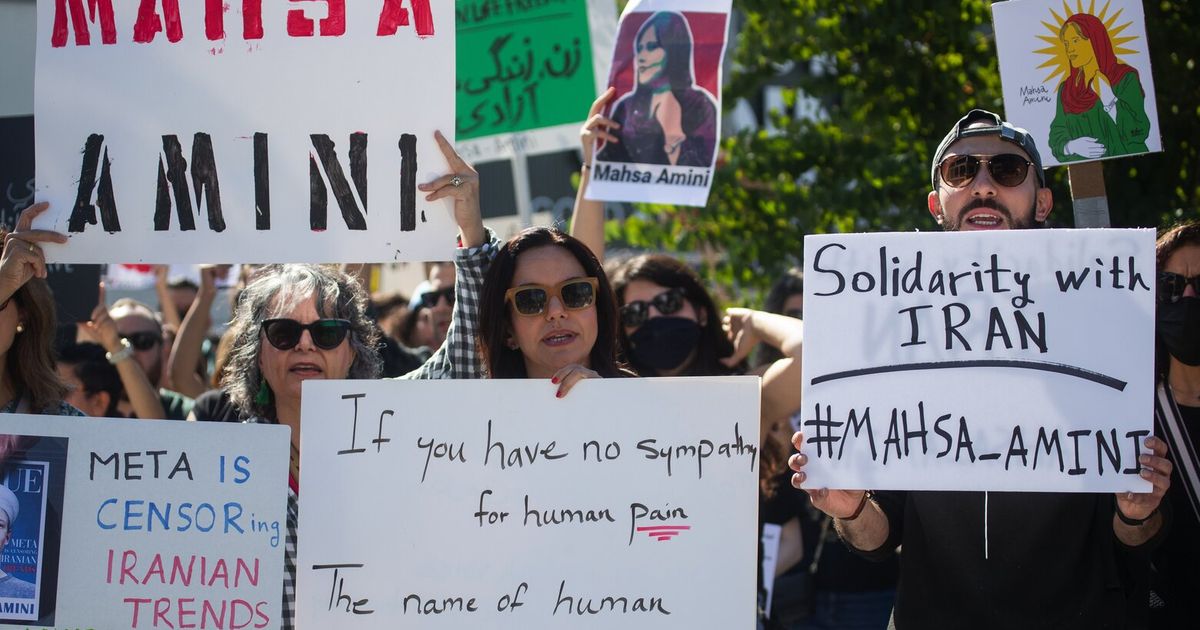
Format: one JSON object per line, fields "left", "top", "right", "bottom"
{"left": 281, "top": 486, "right": 297, "bottom": 630}
{"left": 399, "top": 228, "right": 499, "bottom": 381}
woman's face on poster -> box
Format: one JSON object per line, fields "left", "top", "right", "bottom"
{"left": 636, "top": 25, "right": 667, "bottom": 86}
{"left": 1062, "top": 23, "right": 1096, "bottom": 69}
{"left": 0, "top": 512, "right": 10, "bottom": 549}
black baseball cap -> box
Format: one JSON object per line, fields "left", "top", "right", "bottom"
{"left": 931, "top": 109, "right": 1046, "bottom": 188}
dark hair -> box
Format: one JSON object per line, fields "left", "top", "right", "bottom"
{"left": 1155, "top": 220, "right": 1200, "bottom": 379}
{"left": 757, "top": 269, "right": 805, "bottom": 367}
{"left": 57, "top": 343, "right": 122, "bottom": 417}
{"left": 636, "top": 12, "right": 695, "bottom": 93}
{"left": 370, "top": 291, "right": 410, "bottom": 341}
{"left": 479, "top": 228, "right": 627, "bottom": 378}
{"left": 610, "top": 254, "right": 740, "bottom": 376}
{"left": 3, "top": 276, "right": 69, "bottom": 413}
{"left": 399, "top": 303, "right": 426, "bottom": 348}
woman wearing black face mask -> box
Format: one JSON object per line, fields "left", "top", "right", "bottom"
{"left": 609, "top": 253, "right": 803, "bottom": 421}
{"left": 1150, "top": 221, "right": 1200, "bottom": 627}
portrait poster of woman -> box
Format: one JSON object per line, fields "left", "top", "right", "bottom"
{"left": 585, "top": 0, "right": 732, "bottom": 207}
{"left": 0, "top": 434, "right": 67, "bottom": 625}
{"left": 993, "top": 0, "right": 1162, "bottom": 168}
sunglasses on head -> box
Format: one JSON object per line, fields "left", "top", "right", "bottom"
{"left": 122, "top": 331, "right": 162, "bottom": 351}
{"left": 418, "top": 287, "right": 455, "bottom": 310}
{"left": 620, "top": 287, "right": 686, "bottom": 328}
{"left": 1158, "top": 272, "right": 1200, "bottom": 304}
{"left": 938, "top": 153, "right": 1033, "bottom": 188}
{"left": 505, "top": 278, "right": 599, "bottom": 316}
{"left": 261, "top": 318, "right": 352, "bottom": 350}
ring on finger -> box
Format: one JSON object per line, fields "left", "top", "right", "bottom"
{"left": 27, "top": 241, "right": 35, "bottom": 253}
{"left": 450, "top": 175, "right": 464, "bottom": 188}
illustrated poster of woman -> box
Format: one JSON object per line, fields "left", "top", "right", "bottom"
{"left": 1048, "top": 12, "right": 1151, "bottom": 162}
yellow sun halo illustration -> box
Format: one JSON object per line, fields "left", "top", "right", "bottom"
{"left": 1033, "top": 0, "right": 1140, "bottom": 84}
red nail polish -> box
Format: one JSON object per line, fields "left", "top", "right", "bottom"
{"left": 556, "top": 390, "right": 564, "bottom": 398}
{"left": 551, "top": 377, "right": 559, "bottom": 384}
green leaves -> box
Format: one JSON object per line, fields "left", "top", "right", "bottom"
{"left": 607, "top": 0, "right": 1197, "bottom": 305}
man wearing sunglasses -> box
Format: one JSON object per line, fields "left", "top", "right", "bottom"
{"left": 792, "top": 109, "right": 1171, "bottom": 628}
{"left": 106, "top": 298, "right": 193, "bottom": 420}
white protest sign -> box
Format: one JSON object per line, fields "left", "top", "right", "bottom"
{"left": 993, "top": 0, "right": 1161, "bottom": 167}
{"left": 800, "top": 229, "right": 1155, "bottom": 492}
{"left": 0, "top": 415, "right": 289, "bottom": 629}
{"left": 296, "top": 378, "right": 759, "bottom": 629}
{"left": 34, "top": 1, "right": 457, "bottom": 263}
{"left": 583, "top": 0, "right": 731, "bottom": 207}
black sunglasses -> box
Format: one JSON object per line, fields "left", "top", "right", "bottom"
{"left": 122, "top": 331, "right": 162, "bottom": 351}
{"left": 261, "top": 318, "right": 352, "bottom": 350}
{"left": 620, "top": 287, "right": 686, "bottom": 328}
{"left": 505, "top": 278, "right": 599, "bottom": 316}
{"left": 938, "top": 153, "right": 1033, "bottom": 188}
{"left": 1158, "top": 272, "right": 1200, "bottom": 304}
{"left": 418, "top": 287, "right": 455, "bottom": 310}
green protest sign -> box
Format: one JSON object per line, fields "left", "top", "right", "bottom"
{"left": 456, "top": 1, "right": 606, "bottom": 144}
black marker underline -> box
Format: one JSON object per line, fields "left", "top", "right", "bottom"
{"left": 811, "top": 360, "right": 1127, "bottom": 392}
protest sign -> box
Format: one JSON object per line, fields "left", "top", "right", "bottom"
{"left": 34, "top": 1, "right": 458, "bottom": 264}
{"left": 800, "top": 229, "right": 1155, "bottom": 493}
{"left": 296, "top": 378, "right": 759, "bottom": 629}
{"left": 0, "top": 116, "right": 34, "bottom": 231}
{"left": 456, "top": 0, "right": 617, "bottom": 165}
{"left": 0, "top": 415, "right": 289, "bottom": 629}
{"left": 46, "top": 263, "right": 102, "bottom": 323}
{"left": 992, "top": 0, "right": 1161, "bottom": 167}
{"left": 584, "top": 0, "right": 731, "bottom": 208}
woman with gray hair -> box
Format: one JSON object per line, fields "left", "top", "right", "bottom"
{"left": 195, "top": 132, "right": 499, "bottom": 630}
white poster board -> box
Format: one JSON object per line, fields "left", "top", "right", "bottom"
{"left": 34, "top": 1, "right": 458, "bottom": 263}
{"left": 800, "top": 229, "right": 1155, "bottom": 492}
{"left": 0, "top": 414, "right": 289, "bottom": 629}
{"left": 583, "top": 0, "right": 731, "bottom": 207}
{"left": 993, "top": 0, "right": 1161, "bottom": 167}
{"left": 296, "top": 378, "right": 759, "bottom": 628}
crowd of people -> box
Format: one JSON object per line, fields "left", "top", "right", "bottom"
{"left": 0, "top": 101, "right": 1196, "bottom": 629}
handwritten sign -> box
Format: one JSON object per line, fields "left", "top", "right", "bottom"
{"left": 296, "top": 378, "right": 759, "bottom": 628}
{"left": 583, "top": 0, "right": 731, "bottom": 207}
{"left": 0, "top": 415, "right": 288, "bottom": 629}
{"left": 456, "top": 0, "right": 617, "bottom": 164}
{"left": 992, "top": 0, "right": 1162, "bottom": 167}
{"left": 800, "top": 229, "right": 1155, "bottom": 492}
{"left": 34, "top": 1, "right": 457, "bottom": 263}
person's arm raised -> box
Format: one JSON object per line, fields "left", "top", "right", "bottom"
{"left": 570, "top": 87, "right": 618, "bottom": 262}
{"left": 168, "top": 265, "right": 223, "bottom": 399}
{"left": 85, "top": 283, "right": 168, "bottom": 420}
{"left": 722, "top": 308, "right": 804, "bottom": 422}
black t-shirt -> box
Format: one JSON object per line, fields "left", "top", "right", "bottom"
{"left": 191, "top": 388, "right": 244, "bottom": 423}
{"left": 1152, "top": 402, "right": 1200, "bottom": 628}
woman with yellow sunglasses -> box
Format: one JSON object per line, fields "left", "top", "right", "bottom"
{"left": 478, "top": 228, "right": 631, "bottom": 396}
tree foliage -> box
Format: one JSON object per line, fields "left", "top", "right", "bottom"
{"left": 612, "top": 0, "right": 1199, "bottom": 304}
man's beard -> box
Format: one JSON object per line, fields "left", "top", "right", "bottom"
{"left": 941, "top": 196, "right": 1038, "bottom": 231}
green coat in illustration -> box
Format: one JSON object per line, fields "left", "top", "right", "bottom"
{"left": 1048, "top": 72, "right": 1150, "bottom": 163}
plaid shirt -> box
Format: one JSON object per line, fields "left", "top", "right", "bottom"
{"left": 263, "top": 230, "right": 498, "bottom": 629}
